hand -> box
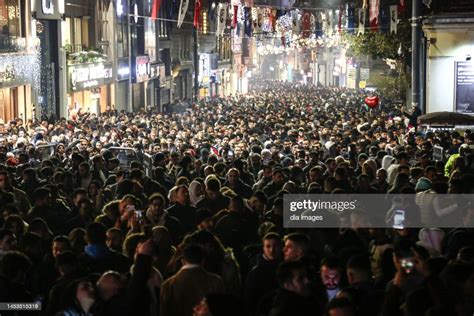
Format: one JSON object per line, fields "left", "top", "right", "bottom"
{"left": 392, "top": 253, "right": 407, "bottom": 288}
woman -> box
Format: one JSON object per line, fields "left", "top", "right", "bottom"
{"left": 189, "top": 180, "right": 204, "bottom": 206}
{"left": 56, "top": 278, "right": 97, "bottom": 316}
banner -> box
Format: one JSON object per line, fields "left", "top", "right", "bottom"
{"left": 315, "top": 11, "right": 323, "bottom": 37}
{"left": 302, "top": 10, "right": 311, "bottom": 38}
{"left": 177, "top": 0, "right": 189, "bottom": 28}
{"left": 253, "top": 8, "right": 263, "bottom": 34}
{"left": 380, "top": 5, "right": 389, "bottom": 33}
{"left": 369, "top": 0, "right": 379, "bottom": 30}
{"left": 347, "top": 4, "right": 355, "bottom": 34}
{"left": 194, "top": 0, "right": 202, "bottom": 28}
{"left": 232, "top": 5, "right": 238, "bottom": 27}
{"left": 455, "top": 61, "right": 474, "bottom": 114}
{"left": 216, "top": 3, "right": 227, "bottom": 37}
{"left": 244, "top": 7, "right": 252, "bottom": 37}
{"left": 390, "top": 5, "right": 398, "bottom": 34}
{"left": 151, "top": 0, "right": 162, "bottom": 19}
{"left": 358, "top": 8, "right": 366, "bottom": 35}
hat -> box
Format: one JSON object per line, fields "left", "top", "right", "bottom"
{"left": 415, "top": 177, "right": 432, "bottom": 192}
{"left": 195, "top": 209, "right": 213, "bottom": 225}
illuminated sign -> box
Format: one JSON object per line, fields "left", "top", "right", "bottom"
{"left": 133, "top": 55, "right": 150, "bottom": 83}
{"left": 42, "top": 0, "right": 54, "bottom": 14}
{"left": 68, "top": 62, "right": 114, "bottom": 92}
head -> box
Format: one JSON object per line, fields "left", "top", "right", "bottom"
{"left": 96, "top": 271, "right": 124, "bottom": 301}
{"left": 321, "top": 256, "right": 342, "bottom": 290}
{"left": 148, "top": 193, "right": 166, "bottom": 219}
{"left": 326, "top": 298, "right": 356, "bottom": 316}
{"left": 85, "top": 222, "right": 107, "bottom": 246}
{"left": 283, "top": 233, "right": 310, "bottom": 262}
{"left": 277, "top": 260, "right": 310, "bottom": 297}
{"left": 0, "top": 229, "right": 16, "bottom": 252}
{"left": 262, "top": 232, "right": 283, "bottom": 261}
{"left": 0, "top": 171, "right": 11, "bottom": 189}
{"left": 346, "top": 254, "right": 371, "bottom": 285}
{"left": 175, "top": 185, "right": 190, "bottom": 206}
{"left": 181, "top": 244, "right": 205, "bottom": 266}
{"left": 52, "top": 235, "right": 71, "bottom": 259}
{"left": 106, "top": 228, "right": 123, "bottom": 252}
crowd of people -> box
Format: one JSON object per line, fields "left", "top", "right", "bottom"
{"left": 0, "top": 81, "right": 473, "bottom": 316}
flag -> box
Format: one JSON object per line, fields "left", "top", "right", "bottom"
{"left": 390, "top": 5, "right": 398, "bottom": 34}
{"left": 358, "top": 8, "right": 366, "bottom": 35}
{"left": 315, "top": 11, "right": 323, "bottom": 37}
{"left": 380, "top": 5, "right": 389, "bottom": 33}
{"left": 208, "top": 1, "right": 216, "bottom": 22}
{"left": 177, "top": 0, "right": 189, "bottom": 28}
{"left": 338, "top": 6, "right": 343, "bottom": 34}
{"left": 232, "top": 5, "right": 238, "bottom": 28}
{"left": 194, "top": 0, "right": 201, "bottom": 28}
{"left": 151, "top": 0, "right": 161, "bottom": 19}
{"left": 253, "top": 8, "right": 263, "bottom": 35}
{"left": 302, "top": 10, "right": 311, "bottom": 38}
{"left": 244, "top": 7, "right": 252, "bottom": 37}
{"left": 369, "top": 0, "right": 379, "bottom": 31}
{"left": 399, "top": 0, "right": 406, "bottom": 13}
{"left": 348, "top": 4, "right": 355, "bottom": 34}
{"left": 362, "top": 0, "right": 368, "bottom": 9}
{"left": 216, "top": 3, "right": 227, "bottom": 37}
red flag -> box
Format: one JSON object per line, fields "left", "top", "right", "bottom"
{"left": 338, "top": 7, "right": 342, "bottom": 34}
{"left": 302, "top": 11, "right": 311, "bottom": 38}
{"left": 151, "top": 0, "right": 161, "bottom": 19}
{"left": 194, "top": 0, "right": 201, "bottom": 28}
{"left": 369, "top": 0, "right": 379, "bottom": 31}
{"left": 232, "top": 5, "right": 238, "bottom": 27}
{"left": 399, "top": 0, "right": 406, "bottom": 13}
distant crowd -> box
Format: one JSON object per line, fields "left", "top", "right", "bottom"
{"left": 0, "top": 81, "right": 473, "bottom": 316}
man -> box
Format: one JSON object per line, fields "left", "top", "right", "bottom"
{"left": 225, "top": 168, "right": 253, "bottom": 199}
{"left": 244, "top": 233, "right": 283, "bottom": 315}
{"left": 283, "top": 233, "right": 310, "bottom": 262}
{"left": 196, "top": 177, "right": 230, "bottom": 215}
{"left": 195, "top": 209, "right": 214, "bottom": 231}
{"left": 95, "top": 194, "right": 139, "bottom": 232}
{"left": 0, "top": 229, "right": 16, "bottom": 260}
{"left": 160, "top": 244, "right": 225, "bottom": 316}
{"left": 387, "top": 152, "right": 410, "bottom": 186}
{"left": 345, "top": 254, "right": 378, "bottom": 315}
{"left": 166, "top": 185, "right": 197, "bottom": 234}
{"left": 263, "top": 168, "right": 286, "bottom": 198}
{"left": 253, "top": 165, "right": 273, "bottom": 192}
{"left": 79, "top": 222, "right": 130, "bottom": 274}
{"left": 320, "top": 256, "right": 342, "bottom": 302}
{"left": 325, "top": 298, "right": 356, "bottom": 316}
{"left": 257, "top": 260, "right": 318, "bottom": 316}
{"left": 0, "top": 170, "right": 30, "bottom": 213}
{"left": 146, "top": 193, "right": 183, "bottom": 244}
{"left": 106, "top": 228, "right": 123, "bottom": 252}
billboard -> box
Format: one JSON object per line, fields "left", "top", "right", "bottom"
{"left": 455, "top": 61, "right": 474, "bottom": 114}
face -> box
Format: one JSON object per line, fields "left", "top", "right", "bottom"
{"left": 77, "top": 281, "right": 95, "bottom": 302}
{"left": 283, "top": 240, "right": 303, "bottom": 262}
{"left": 228, "top": 170, "right": 239, "bottom": 185}
{"left": 0, "top": 174, "right": 8, "bottom": 189}
{"left": 97, "top": 273, "right": 122, "bottom": 301}
{"left": 263, "top": 238, "right": 282, "bottom": 260}
{"left": 321, "top": 265, "right": 341, "bottom": 290}
{"left": 52, "top": 241, "right": 68, "bottom": 258}
{"left": 149, "top": 198, "right": 164, "bottom": 217}
{"left": 0, "top": 233, "right": 16, "bottom": 251}
{"left": 106, "top": 230, "right": 122, "bottom": 250}
{"left": 175, "top": 187, "right": 190, "bottom": 205}
{"left": 285, "top": 270, "right": 310, "bottom": 296}
{"left": 249, "top": 196, "right": 265, "bottom": 213}
{"left": 272, "top": 172, "right": 285, "bottom": 185}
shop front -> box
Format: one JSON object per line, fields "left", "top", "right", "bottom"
{"left": 67, "top": 62, "right": 114, "bottom": 116}
{"left": 0, "top": 58, "right": 35, "bottom": 122}
{"left": 131, "top": 54, "right": 159, "bottom": 111}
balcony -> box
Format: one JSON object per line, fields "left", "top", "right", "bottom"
{"left": 0, "top": 36, "right": 27, "bottom": 53}
{"left": 65, "top": 45, "right": 108, "bottom": 66}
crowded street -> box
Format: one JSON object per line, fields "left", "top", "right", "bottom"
{"left": 0, "top": 81, "right": 472, "bottom": 315}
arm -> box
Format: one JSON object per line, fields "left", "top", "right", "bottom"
{"left": 433, "top": 195, "right": 458, "bottom": 217}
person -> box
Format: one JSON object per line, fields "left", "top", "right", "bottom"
{"left": 196, "top": 177, "right": 230, "bottom": 215}
{"left": 320, "top": 256, "right": 342, "bottom": 302}
{"left": 55, "top": 278, "right": 97, "bottom": 316}
{"left": 145, "top": 193, "right": 183, "bottom": 244}
{"left": 166, "top": 185, "right": 197, "bottom": 235}
{"left": 160, "top": 244, "right": 225, "bottom": 316}
{"left": 244, "top": 232, "right": 283, "bottom": 315}
{"left": 257, "top": 260, "right": 318, "bottom": 316}
{"left": 0, "top": 229, "right": 17, "bottom": 259}
{"left": 79, "top": 222, "right": 130, "bottom": 274}
{"left": 283, "top": 233, "right": 310, "bottom": 262}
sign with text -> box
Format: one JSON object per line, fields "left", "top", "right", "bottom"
{"left": 133, "top": 55, "right": 150, "bottom": 83}
{"left": 455, "top": 61, "right": 474, "bottom": 114}
{"left": 68, "top": 62, "right": 113, "bottom": 92}
{"left": 33, "top": 0, "right": 63, "bottom": 20}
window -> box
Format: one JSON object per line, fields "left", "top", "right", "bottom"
{"left": 0, "top": 0, "right": 21, "bottom": 37}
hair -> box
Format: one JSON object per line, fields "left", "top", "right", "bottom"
{"left": 33, "top": 187, "right": 51, "bottom": 204}
{"left": 73, "top": 188, "right": 88, "bottom": 199}
{"left": 263, "top": 232, "right": 281, "bottom": 243}
{"left": 53, "top": 235, "right": 71, "bottom": 248}
{"left": 321, "top": 255, "right": 341, "bottom": 270}
{"left": 182, "top": 244, "right": 205, "bottom": 265}
{"left": 86, "top": 222, "right": 107, "bottom": 245}
{"left": 0, "top": 251, "right": 32, "bottom": 281}
{"left": 123, "top": 233, "right": 147, "bottom": 259}
{"left": 347, "top": 254, "right": 371, "bottom": 279}
{"left": 205, "top": 177, "right": 221, "bottom": 192}
{"left": 0, "top": 229, "right": 14, "bottom": 241}
{"left": 284, "top": 233, "right": 310, "bottom": 255}
{"left": 325, "top": 297, "right": 355, "bottom": 316}
{"left": 148, "top": 192, "right": 165, "bottom": 205}
{"left": 276, "top": 260, "right": 307, "bottom": 288}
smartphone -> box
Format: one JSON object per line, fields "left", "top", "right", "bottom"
{"left": 135, "top": 210, "right": 143, "bottom": 221}
{"left": 393, "top": 210, "right": 405, "bottom": 230}
{"left": 401, "top": 258, "right": 414, "bottom": 274}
